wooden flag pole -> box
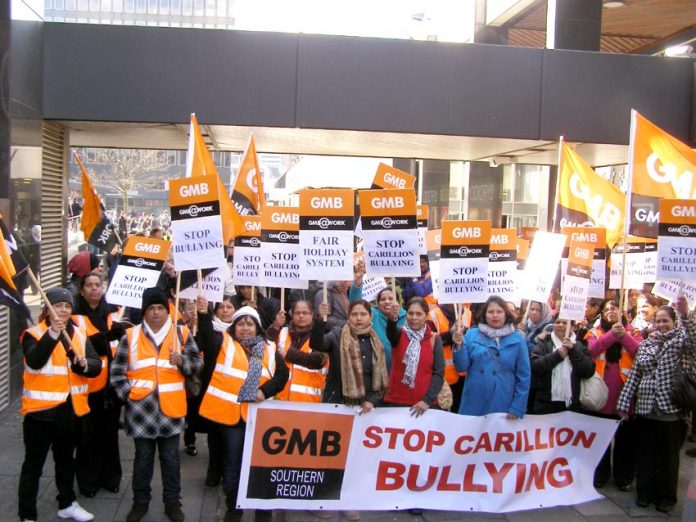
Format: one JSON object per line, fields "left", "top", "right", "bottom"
{"left": 193, "top": 268, "right": 204, "bottom": 336}
{"left": 391, "top": 276, "right": 396, "bottom": 293}
{"left": 280, "top": 287, "right": 285, "bottom": 311}
{"left": 322, "top": 280, "right": 328, "bottom": 321}
{"left": 173, "top": 271, "right": 182, "bottom": 354}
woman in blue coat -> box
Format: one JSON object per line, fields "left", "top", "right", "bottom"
{"left": 453, "top": 296, "right": 531, "bottom": 418}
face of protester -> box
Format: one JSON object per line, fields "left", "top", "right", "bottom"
{"left": 81, "top": 275, "right": 103, "bottom": 306}
{"left": 291, "top": 302, "right": 313, "bottom": 329}
{"left": 654, "top": 309, "right": 675, "bottom": 334}
{"left": 234, "top": 316, "right": 259, "bottom": 340}
{"left": 529, "top": 302, "right": 543, "bottom": 323}
{"left": 348, "top": 304, "right": 371, "bottom": 330}
{"left": 602, "top": 303, "right": 619, "bottom": 324}
{"left": 553, "top": 318, "right": 570, "bottom": 339}
{"left": 215, "top": 300, "right": 235, "bottom": 323}
{"left": 239, "top": 286, "right": 252, "bottom": 301}
{"left": 52, "top": 301, "right": 73, "bottom": 323}
{"left": 485, "top": 302, "right": 507, "bottom": 329}
{"left": 143, "top": 304, "right": 169, "bottom": 332}
{"left": 585, "top": 301, "right": 600, "bottom": 322}
{"left": 637, "top": 297, "right": 656, "bottom": 322}
{"left": 378, "top": 290, "right": 396, "bottom": 315}
{"left": 406, "top": 303, "right": 428, "bottom": 331}
{"left": 420, "top": 258, "right": 429, "bottom": 273}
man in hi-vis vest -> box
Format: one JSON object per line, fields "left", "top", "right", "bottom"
{"left": 110, "top": 287, "right": 202, "bottom": 522}
{"left": 18, "top": 287, "right": 101, "bottom": 522}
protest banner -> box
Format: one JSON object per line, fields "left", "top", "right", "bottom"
{"left": 561, "top": 227, "right": 607, "bottom": 299}
{"left": 438, "top": 220, "right": 491, "bottom": 304}
{"left": 643, "top": 237, "right": 657, "bottom": 283}
{"left": 520, "top": 231, "right": 567, "bottom": 303}
{"left": 417, "top": 204, "right": 428, "bottom": 255}
{"left": 487, "top": 228, "right": 518, "bottom": 303}
{"left": 232, "top": 215, "right": 262, "bottom": 287}
{"left": 106, "top": 236, "right": 171, "bottom": 309}
{"left": 76, "top": 154, "right": 120, "bottom": 252}
{"left": 299, "top": 189, "right": 355, "bottom": 281}
{"left": 169, "top": 176, "right": 226, "bottom": 272}
{"left": 238, "top": 402, "right": 617, "bottom": 513}
{"left": 231, "top": 134, "right": 266, "bottom": 216}
{"left": 371, "top": 163, "right": 416, "bottom": 190}
{"left": 559, "top": 240, "right": 594, "bottom": 321}
{"left": 516, "top": 237, "right": 530, "bottom": 271}
{"left": 260, "top": 207, "right": 308, "bottom": 290}
{"left": 656, "top": 199, "right": 696, "bottom": 281}
{"left": 609, "top": 236, "right": 645, "bottom": 290}
{"left": 179, "top": 265, "right": 229, "bottom": 303}
{"left": 358, "top": 189, "right": 419, "bottom": 277}
{"left": 629, "top": 110, "right": 696, "bottom": 239}
{"left": 653, "top": 280, "right": 696, "bottom": 309}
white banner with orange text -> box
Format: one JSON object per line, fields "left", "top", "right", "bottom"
{"left": 238, "top": 402, "right": 617, "bottom": 513}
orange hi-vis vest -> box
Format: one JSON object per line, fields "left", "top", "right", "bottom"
{"left": 21, "top": 321, "right": 91, "bottom": 416}
{"left": 199, "top": 333, "right": 276, "bottom": 425}
{"left": 276, "top": 327, "right": 327, "bottom": 403}
{"left": 589, "top": 328, "right": 635, "bottom": 383}
{"left": 429, "top": 307, "right": 462, "bottom": 384}
{"left": 72, "top": 308, "right": 122, "bottom": 393}
{"left": 125, "top": 323, "right": 189, "bottom": 419}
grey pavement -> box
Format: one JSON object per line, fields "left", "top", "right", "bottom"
{"left": 1, "top": 401, "right": 694, "bottom": 522}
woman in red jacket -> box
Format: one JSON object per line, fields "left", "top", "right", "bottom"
{"left": 383, "top": 297, "right": 445, "bottom": 417}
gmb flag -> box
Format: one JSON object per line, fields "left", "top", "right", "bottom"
{"left": 76, "top": 154, "right": 119, "bottom": 252}
{"left": 629, "top": 110, "right": 696, "bottom": 238}
{"left": 231, "top": 135, "right": 266, "bottom": 217}
{"left": 555, "top": 141, "right": 624, "bottom": 248}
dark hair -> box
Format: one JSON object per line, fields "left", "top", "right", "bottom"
{"left": 637, "top": 293, "right": 660, "bottom": 307}
{"left": 600, "top": 299, "right": 619, "bottom": 312}
{"left": 479, "top": 296, "right": 515, "bottom": 326}
{"left": 405, "top": 296, "right": 429, "bottom": 314}
{"left": 655, "top": 305, "right": 677, "bottom": 323}
{"left": 213, "top": 295, "right": 235, "bottom": 314}
{"left": 348, "top": 299, "right": 371, "bottom": 314}
{"left": 290, "top": 299, "right": 313, "bottom": 315}
{"left": 79, "top": 271, "right": 102, "bottom": 289}
{"left": 231, "top": 314, "right": 267, "bottom": 341}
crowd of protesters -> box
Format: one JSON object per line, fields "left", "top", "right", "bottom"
{"left": 14, "top": 240, "right": 696, "bottom": 522}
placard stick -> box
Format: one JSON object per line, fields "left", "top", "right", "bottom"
{"left": 251, "top": 286, "right": 256, "bottom": 303}
{"left": 565, "top": 320, "right": 572, "bottom": 339}
{"left": 454, "top": 303, "right": 460, "bottom": 322}
{"left": 678, "top": 279, "right": 685, "bottom": 296}
{"left": 521, "top": 300, "right": 532, "bottom": 326}
{"left": 280, "top": 287, "right": 285, "bottom": 311}
{"left": 391, "top": 276, "right": 396, "bottom": 293}
{"left": 172, "top": 271, "right": 182, "bottom": 354}
{"left": 193, "top": 269, "right": 204, "bottom": 336}
{"left": 26, "top": 268, "right": 80, "bottom": 355}
{"left": 322, "top": 280, "right": 328, "bottom": 321}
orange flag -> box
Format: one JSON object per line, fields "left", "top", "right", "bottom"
{"left": 187, "top": 114, "right": 243, "bottom": 244}
{"left": 555, "top": 140, "right": 625, "bottom": 248}
{"left": 0, "top": 225, "right": 16, "bottom": 286}
{"left": 231, "top": 135, "right": 266, "bottom": 216}
{"left": 76, "top": 153, "right": 103, "bottom": 241}
{"left": 629, "top": 110, "right": 696, "bottom": 238}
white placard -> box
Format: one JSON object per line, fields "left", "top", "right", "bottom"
{"left": 299, "top": 230, "right": 354, "bottom": 281}
{"left": 179, "top": 265, "right": 229, "bottom": 303}
{"left": 609, "top": 248, "right": 644, "bottom": 290}
{"left": 361, "top": 275, "right": 388, "bottom": 302}
{"left": 362, "top": 229, "right": 420, "bottom": 277}
{"left": 560, "top": 259, "right": 606, "bottom": 299}
{"left": 657, "top": 236, "right": 696, "bottom": 281}
{"left": 418, "top": 226, "right": 427, "bottom": 255}
{"left": 652, "top": 279, "right": 696, "bottom": 309}
{"left": 259, "top": 241, "right": 308, "bottom": 290}
{"left": 559, "top": 274, "right": 590, "bottom": 322}
{"left": 106, "top": 265, "right": 163, "bottom": 309}
{"left": 171, "top": 214, "right": 226, "bottom": 271}
{"left": 487, "top": 260, "right": 518, "bottom": 304}
{"left": 438, "top": 257, "right": 489, "bottom": 304}
{"left": 520, "top": 232, "right": 567, "bottom": 303}
{"left": 233, "top": 245, "right": 262, "bottom": 287}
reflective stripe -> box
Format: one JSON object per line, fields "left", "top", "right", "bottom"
{"left": 159, "top": 382, "right": 185, "bottom": 393}
{"left": 70, "top": 384, "right": 89, "bottom": 395}
{"left": 157, "top": 360, "right": 178, "bottom": 370}
{"left": 23, "top": 389, "right": 69, "bottom": 401}
{"left": 289, "top": 384, "right": 322, "bottom": 396}
{"left": 130, "top": 357, "right": 157, "bottom": 370}
{"left": 596, "top": 353, "right": 606, "bottom": 360}
{"left": 206, "top": 384, "right": 239, "bottom": 403}
{"left": 24, "top": 364, "right": 68, "bottom": 375}
{"left": 129, "top": 379, "right": 155, "bottom": 389}
{"left": 214, "top": 364, "right": 248, "bottom": 380}
{"left": 621, "top": 368, "right": 631, "bottom": 376}
{"left": 100, "top": 359, "right": 107, "bottom": 369}
{"left": 278, "top": 328, "right": 289, "bottom": 356}
{"left": 444, "top": 360, "right": 454, "bottom": 367}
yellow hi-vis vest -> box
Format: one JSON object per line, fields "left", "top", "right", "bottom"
{"left": 21, "top": 322, "right": 91, "bottom": 417}
{"left": 72, "top": 308, "right": 122, "bottom": 393}
{"left": 276, "top": 327, "right": 327, "bottom": 403}
{"left": 199, "top": 333, "right": 276, "bottom": 425}
{"left": 125, "top": 323, "right": 189, "bottom": 419}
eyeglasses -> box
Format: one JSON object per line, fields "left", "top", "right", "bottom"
{"left": 293, "top": 310, "right": 312, "bottom": 316}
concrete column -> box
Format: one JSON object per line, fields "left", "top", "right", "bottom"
{"left": 546, "top": 0, "right": 602, "bottom": 51}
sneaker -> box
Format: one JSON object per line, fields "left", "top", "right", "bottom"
{"left": 126, "top": 502, "right": 149, "bottom": 522}
{"left": 185, "top": 444, "right": 198, "bottom": 456}
{"left": 57, "top": 501, "right": 94, "bottom": 522}
{"left": 165, "top": 501, "right": 185, "bottom": 522}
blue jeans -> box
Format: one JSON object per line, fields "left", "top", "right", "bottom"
{"left": 220, "top": 424, "right": 246, "bottom": 509}
{"left": 132, "top": 435, "right": 181, "bottom": 504}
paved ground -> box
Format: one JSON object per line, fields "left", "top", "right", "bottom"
{"left": 0, "top": 400, "right": 694, "bottom": 522}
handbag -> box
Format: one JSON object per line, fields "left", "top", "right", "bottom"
{"left": 185, "top": 370, "right": 202, "bottom": 398}
{"left": 437, "top": 380, "right": 453, "bottom": 411}
{"left": 672, "top": 363, "right": 696, "bottom": 410}
{"left": 579, "top": 373, "right": 609, "bottom": 411}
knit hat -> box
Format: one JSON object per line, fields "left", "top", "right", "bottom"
{"left": 141, "top": 287, "right": 170, "bottom": 313}
{"left": 45, "top": 287, "right": 74, "bottom": 308}
{"left": 231, "top": 306, "right": 263, "bottom": 331}
{"left": 67, "top": 251, "right": 100, "bottom": 278}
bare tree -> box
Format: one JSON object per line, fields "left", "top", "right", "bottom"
{"left": 90, "top": 149, "right": 168, "bottom": 217}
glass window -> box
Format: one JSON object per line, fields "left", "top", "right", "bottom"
{"left": 101, "top": 0, "right": 111, "bottom": 10}
{"left": 148, "top": 0, "right": 156, "bottom": 12}
{"left": 170, "top": 0, "right": 179, "bottom": 13}
{"left": 66, "top": 0, "right": 76, "bottom": 8}
{"left": 44, "top": 0, "right": 52, "bottom": 10}
{"left": 78, "top": 0, "right": 88, "bottom": 10}
{"left": 89, "top": 0, "right": 99, "bottom": 10}
{"left": 159, "top": 0, "right": 168, "bottom": 12}
{"left": 112, "top": 0, "right": 122, "bottom": 12}
{"left": 193, "top": 0, "right": 203, "bottom": 16}
{"left": 136, "top": 0, "right": 145, "bottom": 13}
{"left": 182, "top": 0, "right": 191, "bottom": 15}
{"left": 205, "top": 0, "right": 214, "bottom": 15}
{"left": 54, "top": 0, "right": 64, "bottom": 10}
{"left": 216, "top": 0, "right": 225, "bottom": 17}
{"left": 124, "top": 0, "right": 133, "bottom": 11}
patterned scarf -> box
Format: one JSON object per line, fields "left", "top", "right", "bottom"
{"left": 237, "top": 335, "right": 266, "bottom": 402}
{"left": 339, "top": 323, "right": 389, "bottom": 401}
{"left": 636, "top": 328, "right": 679, "bottom": 372}
{"left": 478, "top": 323, "right": 515, "bottom": 346}
{"left": 402, "top": 325, "right": 426, "bottom": 389}
{"left": 550, "top": 332, "right": 573, "bottom": 406}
